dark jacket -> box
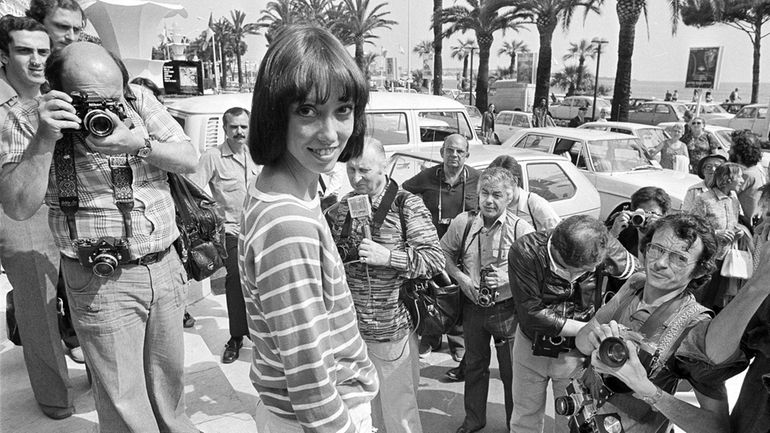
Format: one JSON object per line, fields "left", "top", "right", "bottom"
{"left": 508, "top": 231, "right": 637, "bottom": 341}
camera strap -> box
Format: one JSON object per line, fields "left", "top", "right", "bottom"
{"left": 53, "top": 133, "right": 135, "bottom": 240}
{"left": 436, "top": 166, "right": 467, "bottom": 223}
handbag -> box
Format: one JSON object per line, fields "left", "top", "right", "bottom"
{"left": 401, "top": 271, "right": 461, "bottom": 336}
{"left": 168, "top": 173, "right": 228, "bottom": 281}
{"left": 721, "top": 247, "right": 753, "bottom": 280}
{"left": 5, "top": 290, "right": 21, "bottom": 346}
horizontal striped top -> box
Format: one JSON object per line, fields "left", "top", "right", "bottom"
{"left": 239, "top": 183, "right": 378, "bottom": 433}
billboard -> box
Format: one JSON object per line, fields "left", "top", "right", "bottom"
{"left": 516, "top": 53, "right": 536, "bottom": 85}
{"left": 162, "top": 60, "right": 204, "bottom": 95}
{"left": 685, "top": 47, "right": 722, "bottom": 89}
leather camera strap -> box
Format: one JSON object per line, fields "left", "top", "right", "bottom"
{"left": 53, "top": 135, "right": 79, "bottom": 240}
{"left": 108, "top": 155, "right": 134, "bottom": 238}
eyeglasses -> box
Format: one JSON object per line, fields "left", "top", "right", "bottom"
{"left": 443, "top": 148, "right": 467, "bottom": 156}
{"left": 645, "top": 243, "right": 697, "bottom": 270}
{"left": 691, "top": 121, "right": 704, "bottom": 125}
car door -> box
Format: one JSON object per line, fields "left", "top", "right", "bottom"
{"left": 520, "top": 160, "right": 600, "bottom": 219}
{"left": 495, "top": 112, "right": 515, "bottom": 142}
{"left": 652, "top": 104, "right": 674, "bottom": 124}
{"left": 729, "top": 106, "right": 757, "bottom": 132}
{"left": 631, "top": 104, "right": 655, "bottom": 125}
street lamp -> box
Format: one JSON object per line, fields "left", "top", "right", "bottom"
{"left": 591, "top": 37, "right": 609, "bottom": 121}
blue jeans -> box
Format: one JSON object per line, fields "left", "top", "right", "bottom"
{"left": 460, "top": 298, "right": 517, "bottom": 431}
{"left": 61, "top": 250, "right": 196, "bottom": 433}
{"left": 368, "top": 332, "right": 422, "bottom": 433}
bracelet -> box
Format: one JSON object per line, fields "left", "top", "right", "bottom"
{"left": 634, "top": 386, "right": 664, "bottom": 408}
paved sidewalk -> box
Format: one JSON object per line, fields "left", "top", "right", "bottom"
{"left": 0, "top": 270, "right": 746, "bottom": 433}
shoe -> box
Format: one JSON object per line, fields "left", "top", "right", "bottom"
{"left": 67, "top": 346, "right": 85, "bottom": 364}
{"left": 451, "top": 348, "right": 465, "bottom": 363}
{"left": 183, "top": 311, "right": 196, "bottom": 328}
{"left": 455, "top": 424, "right": 483, "bottom": 433}
{"left": 39, "top": 404, "right": 74, "bottom": 420}
{"left": 445, "top": 365, "right": 465, "bottom": 382}
{"left": 418, "top": 344, "right": 432, "bottom": 358}
{"left": 222, "top": 338, "right": 243, "bottom": 364}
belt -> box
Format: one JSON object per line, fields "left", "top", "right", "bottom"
{"left": 125, "top": 247, "right": 171, "bottom": 266}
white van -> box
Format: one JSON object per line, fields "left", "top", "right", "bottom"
{"left": 166, "top": 92, "right": 482, "bottom": 155}
{"left": 487, "top": 79, "right": 535, "bottom": 112}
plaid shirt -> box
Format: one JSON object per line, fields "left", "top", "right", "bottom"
{"left": 328, "top": 180, "right": 445, "bottom": 342}
{"left": 0, "top": 84, "right": 190, "bottom": 259}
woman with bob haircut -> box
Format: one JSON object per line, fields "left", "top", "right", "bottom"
{"left": 239, "top": 25, "right": 379, "bottom": 432}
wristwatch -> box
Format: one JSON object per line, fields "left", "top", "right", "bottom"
{"left": 136, "top": 138, "right": 153, "bottom": 159}
{"left": 635, "top": 387, "right": 664, "bottom": 407}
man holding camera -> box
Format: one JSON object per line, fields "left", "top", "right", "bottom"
{"left": 327, "top": 139, "right": 444, "bottom": 433}
{"left": 575, "top": 213, "right": 735, "bottom": 433}
{"left": 608, "top": 187, "right": 670, "bottom": 258}
{"left": 403, "top": 133, "right": 479, "bottom": 368}
{"left": 190, "top": 106, "right": 259, "bottom": 364}
{"left": 509, "top": 215, "right": 637, "bottom": 433}
{"left": 441, "top": 167, "right": 534, "bottom": 433}
{"left": 0, "top": 42, "right": 198, "bottom": 431}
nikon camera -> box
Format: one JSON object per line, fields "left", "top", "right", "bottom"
{"left": 74, "top": 237, "right": 130, "bottom": 277}
{"left": 555, "top": 378, "right": 624, "bottom": 433}
{"left": 70, "top": 91, "right": 128, "bottom": 137}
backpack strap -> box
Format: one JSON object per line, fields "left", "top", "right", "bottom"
{"left": 456, "top": 210, "right": 477, "bottom": 270}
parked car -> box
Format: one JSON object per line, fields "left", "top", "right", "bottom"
{"left": 388, "top": 145, "right": 601, "bottom": 219}
{"left": 629, "top": 97, "right": 656, "bottom": 109}
{"left": 466, "top": 105, "right": 483, "bottom": 134}
{"left": 494, "top": 110, "right": 534, "bottom": 144}
{"left": 711, "top": 103, "right": 769, "bottom": 139}
{"left": 503, "top": 127, "right": 701, "bottom": 219}
{"left": 578, "top": 121, "right": 668, "bottom": 157}
{"left": 683, "top": 102, "right": 734, "bottom": 122}
{"left": 549, "top": 96, "right": 611, "bottom": 121}
{"left": 627, "top": 101, "right": 689, "bottom": 125}
{"left": 720, "top": 102, "right": 750, "bottom": 114}
{"left": 166, "top": 92, "right": 482, "bottom": 154}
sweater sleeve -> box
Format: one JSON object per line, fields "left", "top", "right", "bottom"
{"left": 248, "top": 214, "right": 358, "bottom": 433}
{"left": 390, "top": 193, "right": 446, "bottom": 279}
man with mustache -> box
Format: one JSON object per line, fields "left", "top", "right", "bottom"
{"left": 191, "top": 106, "right": 261, "bottom": 363}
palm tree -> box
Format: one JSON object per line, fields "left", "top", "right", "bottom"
{"left": 442, "top": 0, "right": 531, "bottom": 110}
{"left": 228, "top": 10, "right": 260, "bottom": 89}
{"left": 332, "top": 0, "right": 397, "bottom": 73}
{"left": 551, "top": 64, "right": 594, "bottom": 95}
{"left": 258, "top": 0, "right": 300, "bottom": 44}
{"left": 450, "top": 38, "right": 476, "bottom": 90}
{"left": 498, "top": 39, "right": 529, "bottom": 78}
{"left": 414, "top": 40, "right": 433, "bottom": 63}
{"left": 362, "top": 52, "right": 379, "bottom": 80}
{"left": 296, "top": 0, "right": 334, "bottom": 26}
{"left": 562, "top": 39, "right": 596, "bottom": 95}
{"left": 432, "top": 0, "right": 444, "bottom": 95}
{"left": 520, "top": 0, "right": 603, "bottom": 107}
{"left": 210, "top": 17, "right": 234, "bottom": 88}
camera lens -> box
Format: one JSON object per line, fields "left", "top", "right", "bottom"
{"left": 92, "top": 253, "right": 118, "bottom": 277}
{"left": 84, "top": 110, "right": 115, "bottom": 137}
{"left": 603, "top": 415, "right": 623, "bottom": 433}
{"left": 630, "top": 213, "right": 646, "bottom": 227}
{"left": 554, "top": 395, "right": 577, "bottom": 416}
{"left": 598, "top": 337, "right": 629, "bottom": 368}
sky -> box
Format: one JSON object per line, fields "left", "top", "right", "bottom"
{"left": 161, "top": 0, "right": 769, "bottom": 87}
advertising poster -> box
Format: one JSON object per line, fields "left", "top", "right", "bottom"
{"left": 516, "top": 53, "right": 535, "bottom": 84}
{"left": 685, "top": 47, "right": 722, "bottom": 89}
{"left": 163, "top": 60, "right": 204, "bottom": 95}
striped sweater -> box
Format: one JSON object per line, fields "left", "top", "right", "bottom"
{"left": 239, "top": 183, "right": 379, "bottom": 432}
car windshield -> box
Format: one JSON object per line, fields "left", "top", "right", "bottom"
{"left": 596, "top": 99, "right": 611, "bottom": 108}
{"left": 674, "top": 105, "right": 688, "bottom": 115}
{"left": 466, "top": 106, "right": 482, "bottom": 118}
{"left": 714, "top": 130, "right": 734, "bottom": 148}
{"left": 636, "top": 128, "right": 668, "bottom": 150}
{"left": 587, "top": 138, "right": 651, "bottom": 172}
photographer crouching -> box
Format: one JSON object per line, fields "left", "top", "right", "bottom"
{"left": 574, "top": 213, "right": 732, "bottom": 433}
{"left": 0, "top": 42, "right": 199, "bottom": 431}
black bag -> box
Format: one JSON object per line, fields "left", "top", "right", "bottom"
{"left": 168, "top": 173, "right": 228, "bottom": 281}
{"left": 6, "top": 290, "right": 21, "bottom": 346}
{"left": 401, "top": 271, "right": 461, "bottom": 336}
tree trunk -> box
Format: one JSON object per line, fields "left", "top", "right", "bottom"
{"left": 462, "top": 56, "right": 469, "bottom": 90}
{"left": 355, "top": 39, "right": 365, "bottom": 74}
{"left": 219, "top": 40, "right": 227, "bottom": 89}
{"left": 433, "top": 0, "right": 443, "bottom": 95}
{"left": 751, "top": 12, "right": 761, "bottom": 103}
{"left": 476, "top": 33, "right": 493, "bottom": 111}
{"left": 236, "top": 49, "right": 244, "bottom": 89}
{"left": 510, "top": 53, "right": 516, "bottom": 78}
{"left": 535, "top": 20, "right": 557, "bottom": 109}
{"left": 611, "top": 4, "right": 641, "bottom": 122}
{"left": 576, "top": 57, "right": 585, "bottom": 93}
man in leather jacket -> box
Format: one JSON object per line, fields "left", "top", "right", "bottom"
{"left": 508, "top": 215, "right": 637, "bottom": 432}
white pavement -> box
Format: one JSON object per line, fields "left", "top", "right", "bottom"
{"left": 0, "top": 271, "right": 745, "bottom": 433}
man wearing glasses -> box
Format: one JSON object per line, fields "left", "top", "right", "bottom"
{"left": 575, "top": 213, "right": 736, "bottom": 433}
{"left": 682, "top": 116, "right": 721, "bottom": 174}
{"left": 404, "top": 134, "right": 480, "bottom": 371}
{"left": 608, "top": 187, "right": 670, "bottom": 258}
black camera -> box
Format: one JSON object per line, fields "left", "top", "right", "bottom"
{"left": 555, "top": 378, "right": 624, "bottom": 433}
{"left": 629, "top": 209, "right": 650, "bottom": 229}
{"left": 477, "top": 265, "right": 498, "bottom": 307}
{"left": 337, "top": 238, "right": 360, "bottom": 263}
{"left": 532, "top": 333, "right": 574, "bottom": 358}
{"left": 75, "top": 237, "right": 130, "bottom": 277}
{"left": 70, "top": 91, "right": 128, "bottom": 137}
{"left": 598, "top": 337, "right": 631, "bottom": 368}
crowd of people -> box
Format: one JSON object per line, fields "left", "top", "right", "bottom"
{"left": 0, "top": 3, "right": 768, "bottom": 433}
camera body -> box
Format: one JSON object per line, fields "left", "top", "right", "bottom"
{"left": 477, "top": 265, "right": 499, "bottom": 307}
{"left": 337, "top": 238, "right": 360, "bottom": 263}
{"left": 629, "top": 209, "right": 649, "bottom": 229}
{"left": 74, "top": 237, "right": 130, "bottom": 277}
{"left": 70, "top": 91, "right": 128, "bottom": 137}
{"left": 532, "top": 333, "right": 574, "bottom": 357}
{"left": 555, "top": 378, "right": 624, "bottom": 433}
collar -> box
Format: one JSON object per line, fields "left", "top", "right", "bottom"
{"left": 437, "top": 165, "right": 466, "bottom": 187}
{"left": 0, "top": 68, "right": 19, "bottom": 107}
{"left": 547, "top": 236, "right": 588, "bottom": 282}
{"left": 637, "top": 286, "right": 687, "bottom": 312}
{"left": 471, "top": 209, "right": 507, "bottom": 234}
{"left": 221, "top": 140, "right": 248, "bottom": 158}
{"left": 712, "top": 187, "right": 731, "bottom": 200}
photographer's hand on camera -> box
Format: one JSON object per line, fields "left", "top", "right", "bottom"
{"left": 37, "top": 90, "right": 81, "bottom": 142}
{"left": 84, "top": 109, "right": 143, "bottom": 156}
{"left": 357, "top": 238, "right": 391, "bottom": 267}
{"left": 583, "top": 320, "right": 623, "bottom": 352}
{"left": 591, "top": 339, "right": 658, "bottom": 399}
{"left": 609, "top": 211, "right": 631, "bottom": 238}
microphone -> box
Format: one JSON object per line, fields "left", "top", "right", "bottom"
{"left": 348, "top": 195, "right": 372, "bottom": 239}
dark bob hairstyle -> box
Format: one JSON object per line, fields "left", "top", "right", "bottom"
{"left": 249, "top": 25, "right": 369, "bottom": 166}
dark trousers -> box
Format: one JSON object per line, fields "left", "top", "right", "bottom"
{"left": 225, "top": 234, "right": 248, "bottom": 338}
{"left": 461, "top": 298, "right": 517, "bottom": 430}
